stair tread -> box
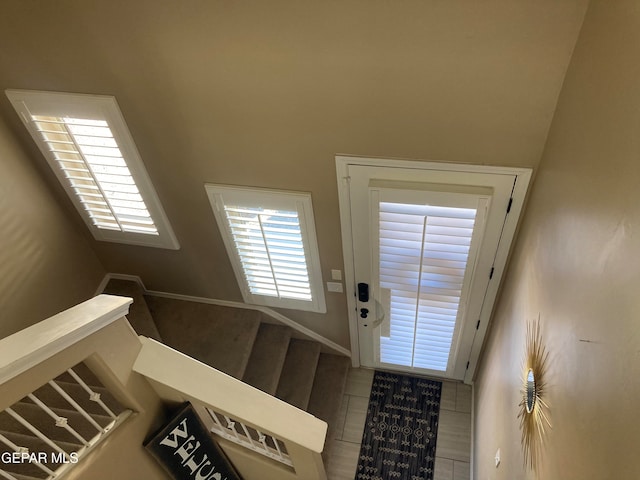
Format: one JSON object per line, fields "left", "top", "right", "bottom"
{"left": 12, "top": 401, "right": 112, "bottom": 422}
{"left": 242, "top": 324, "right": 292, "bottom": 395}
{"left": 275, "top": 340, "right": 321, "bottom": 411}
{"left": 25, "top": 381, "right": 124, "bottom": 417}
{"left": 55, "top": 362, "right": 101, "bottom": 386}
{"left": 0, "top": 430, "right": 81, "bottom": 452}
{"left": 306, "top": 353, "right": 351, "bottom": 452}
{"left": 103, "top": 279, "right": 162, "bottom": 341}
{"left": 145, "top": 296, "right": 261, "bottom": 379}
{"left": 1, "top": 402, "right": 111, "bottom": 444}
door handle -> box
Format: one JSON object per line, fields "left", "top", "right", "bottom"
{"left": 360, "top": 308, "right": 369, "bottom": 319}
{"left": 371, "top": 288, "right": 391, "bottom": 337}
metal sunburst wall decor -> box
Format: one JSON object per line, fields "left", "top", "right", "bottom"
{"left": 517, "top": 315, "right": 551, "bottom": 471}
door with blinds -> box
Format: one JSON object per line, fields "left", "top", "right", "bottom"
{"left": 342, "top": 160, "right": 528, "bottom": 381}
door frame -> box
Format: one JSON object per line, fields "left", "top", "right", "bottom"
{"left": 336, "top": 155, "right": 532, "bottom": 383}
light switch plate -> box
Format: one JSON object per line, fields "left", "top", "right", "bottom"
{"left": 327, "top": 282, "right": 343, "bottom": 293}
{"left": 331, "top": 269, "right": 342, "bottom": 281}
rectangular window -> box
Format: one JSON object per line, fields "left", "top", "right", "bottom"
{"left": 206, "top": 184, "right": 326, "bottom": 313}
{"left": 6, "top": 89, "right": 179, "bottom": 249}
{"left": 377, "top": 201, "right": 482, "bottom": 371}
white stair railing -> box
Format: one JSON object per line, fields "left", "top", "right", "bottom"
{"left": 0, "top": 431, "right": 56, "bottom": 478}
{"left": 65, "top": 368, "right": 116, "bottom": 418}
{"left": 0, "top": 295, "right": 328, "bottom": 480}
{"left": 27, "top": 392, "right": 90, "bottom": 444}
{"left": 134, "top": 337, "right": 328, "bottom": 480}
{"left": 206, "top": 408, "right": 293, "bottom": 466}
{"left": 0, "top": 295, "right": 136, "bottom": 480}
{"left": 0, "top": 362, "right": 133, "bottom": 480}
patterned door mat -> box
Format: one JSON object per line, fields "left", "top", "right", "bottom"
{"left": 355, "top": 371, "right": 442, "bottom": 480}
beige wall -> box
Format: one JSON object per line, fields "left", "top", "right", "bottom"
{"left": 0, "top": 115, "right": 105, "bottom": 338}
{"left": 0, "top": 1, "right": 586, "bottom": 348}
{"left": 474, "top": 1, "right": 640, "bottom": 478}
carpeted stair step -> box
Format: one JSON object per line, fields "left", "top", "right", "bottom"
{"left": 242, "top": 324, "right": 292, "bottom": 395}
{"left": 102, "top": 279, "right": 162, "bottom": 341}
{"left": 145, "top": 296, "right": 261, "bottom": 379}
{"left": 275, "top": 340, "right": 321, "bottom": 411}
{"left": 2, "top": 430, "right": 80, "bottom": 453}
{"left": 54, "top": 362, "right": 101, "bottom": 387}
{"left": 0, "top": 402, "right": 111, "bottom": 445}
{"left": 22, "top": 381, "right": 124, "bottom": 418}
{"left": 306, "top": 353, "right": 351, "bottom": 457}
{"left": 0, "top": 431, "right": 80, "bottom": 478}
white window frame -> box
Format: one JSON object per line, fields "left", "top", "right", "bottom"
{"left": 5, "top": 89, "right": 179, "bottom": 249}
{"left": 206, "top": 184, "right": 326, "bottom": 313}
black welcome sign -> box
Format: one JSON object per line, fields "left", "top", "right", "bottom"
{"left": 144, "top": 403, "right": 242, "bottom": 480}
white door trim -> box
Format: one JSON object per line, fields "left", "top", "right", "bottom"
{"left": 336, "top": 155, "right": 532, "bottom": 381}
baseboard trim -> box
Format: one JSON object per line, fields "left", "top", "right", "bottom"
{"left": 470, "top": 382, "right": 475, "bottom": 480}
{"left": 146, "top": 290, "right": 351, "bottom": 358}
{"left": 96, "top": 273, "right": 351, "bottom": 358}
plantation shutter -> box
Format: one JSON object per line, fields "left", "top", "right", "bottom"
{"left": 378, "top": 201, "right": 479, "bottom": 371}
{"left": 31, "top": 116, "right": 158, "bottom": 235}
{"left": 223, "top": 206, "right": 312, "bottom": 301}
{"left": 206, "top": 185, "right": 326, "bottom": 313}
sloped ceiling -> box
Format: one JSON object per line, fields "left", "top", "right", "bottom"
{"left": 0, "top": 1, "right": 588, "bottom": 349}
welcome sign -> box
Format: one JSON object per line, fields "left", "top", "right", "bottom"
{"left": 145, "top": 403, "right": 242, "bottom": 480}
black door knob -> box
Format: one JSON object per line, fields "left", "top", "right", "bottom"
{"left": 360, "top": 308, "right": 369, "bottom": 319}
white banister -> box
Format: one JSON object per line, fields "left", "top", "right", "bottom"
{"left": 66, "top": 367, "right": 116, "bottom": 418}
{"left": 0, "top": 295, "right": 327, "bottom": 479}
{"left": 0, "top": 432, "right": 26, "bottom": 453}
{"left": 0, "top": 295, "right": 132, "bottom": 385}
{"left": 0, "top": 295, "right": 139, "bottom": 480}
{"left": 5, "top": 407, "right": 68, "bottom": 458}
{"left": 48, "top": 380, "right": 104, "bottom": 432}
{"left": 207, "top": 408, "right": 293, "bottom": 466}
{"left": 27, "top": 392, "right": 89, "bottom": 444}
{"left": 133, "top": 337, "right": 328, "bottom": 479}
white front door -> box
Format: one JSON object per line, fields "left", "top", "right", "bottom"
{"left": 337, "top": 158, "right": 531, "bottom": 381}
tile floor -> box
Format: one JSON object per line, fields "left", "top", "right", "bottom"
{"left": 325, "top": 368, "right": 472, "bottom": 480}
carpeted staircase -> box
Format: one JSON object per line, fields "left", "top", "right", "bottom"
{"left": 103, "top": 279, "right": 350, "bottom": 463}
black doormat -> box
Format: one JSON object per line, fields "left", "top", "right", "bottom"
{"left": 356, "top": 371, "right": 442, "bottom": 480}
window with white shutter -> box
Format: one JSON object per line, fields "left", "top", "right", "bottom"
{"left": 377, "top": 201, "right": 483, "bottom": 371}
{"left": 6, "top": 89, "right": 178, "bottom": 249}
{"left": 205, "top": 184, "right": 326, "bottom": 313}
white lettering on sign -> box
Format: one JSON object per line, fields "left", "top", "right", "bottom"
{"left": 159, "top": 418, "right": 190, "bottom": 449}
{"left": 160, "top": 416, "right": 229, "bottom": 480}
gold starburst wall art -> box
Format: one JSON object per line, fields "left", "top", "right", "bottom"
{"left": 517, "top": 315, "right": 551, "bottom": 471}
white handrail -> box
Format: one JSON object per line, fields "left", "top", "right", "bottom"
{"left": 133, "top": 337, "right": 327, "bottom": 457}
{"left": 0, "top": 295, "right": 327, "bottom": 479}
{"left": 0, "top": 295, "right": 132, "bottom": 385}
